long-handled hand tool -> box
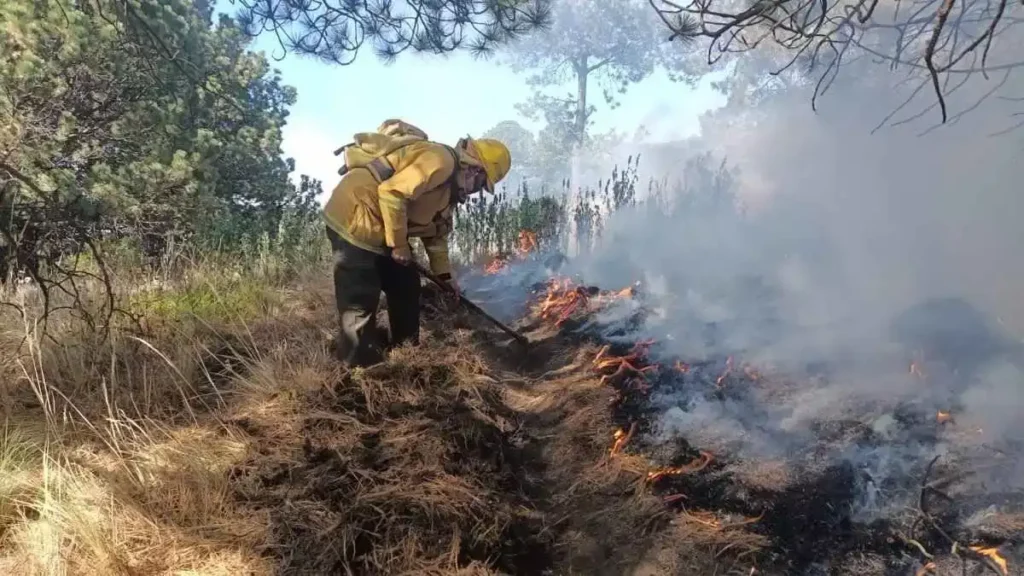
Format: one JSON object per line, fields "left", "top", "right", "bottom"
{"left": 414, "top": 263, "right": 530, "bottom": 348}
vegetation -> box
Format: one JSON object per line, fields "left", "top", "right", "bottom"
{"left": 6, "top": 0, "right": 1005, "bottom": 573}
{"left": 0, "top": 0, "right": 321, "bottom": 322}
{"left": 452, "top": 184, "right": 566, "bottom": 264}
{"left": 0, "top": 153, "right": 750, "bottom": 575}
{"left": 230, "top": 0, "right": 551, "bottom": 63}
{"left": 223, "top": 0, "right": 1024, "bottom": 129}
{"left": 449, "top": 151, "right": 742, "bottom": 264}
{"left": 504, "top": 0, "right": 700, "bottom": 146}
{"left": 0, "top": 133, "right": 744, "bottom": 574}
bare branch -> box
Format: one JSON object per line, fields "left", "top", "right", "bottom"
{"left": 648, "top": 0, "right": 1024, "bottom": 129}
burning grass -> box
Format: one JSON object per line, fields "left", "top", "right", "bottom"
{"left": 483, "top": 230, "right": 539, "bottom": 276}
{"left": 2, "top": 245, "right": 1019, "bottom": 575}
{"left": 495, "top": 259, "right": 1024, "bottom": 576}
{"left": 0, "top": 259, "right": 768, "bottom": 575}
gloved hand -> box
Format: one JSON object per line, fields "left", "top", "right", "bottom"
{"left": 391, "top": 245, "right": 412, "bottom": 265}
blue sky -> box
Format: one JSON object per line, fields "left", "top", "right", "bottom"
{"left": 213, "top": 2, "right": 727, "bottom": 194}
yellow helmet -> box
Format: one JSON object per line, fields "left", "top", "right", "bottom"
{"left": 467, "top": 138, "right": 511, "bottom": 193}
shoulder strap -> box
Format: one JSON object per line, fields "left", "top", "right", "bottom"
{"left": 333, "top": 140, "right": 418, "bottom": 180}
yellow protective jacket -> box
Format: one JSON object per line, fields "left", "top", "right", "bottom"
{"left": 323, "top": 138, "right": 460, "bottom": 276}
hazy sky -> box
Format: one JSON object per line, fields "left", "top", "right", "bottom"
{"left": 212, "top": 1, "right": 727, "bottom": 196}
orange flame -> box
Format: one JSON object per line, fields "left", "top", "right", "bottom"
{"left": 937, "top": 410, "right": 953, "bottom": 425}
{"left": 592, "top": 344, "right": 659, "bottom": 393}
{"left": 647, "top": 450, "right": 714, "bottom": 482}
{"left": 610, "top": 423, "right": 636, "bottom": 456}
{"left": 682, "top": 508, "right": 723, "bottom": 529}
{"left": 915, "top": 562, "right": 936, "bottom": 576}
{"left": 674, "top": 360, "right": 690, "bottom": 374}
{"left": 743, "top": 365, "right": 761, "bottom": 381}
{"left": 484, "top": 257, "right": 508, "bottom": 275}
{"left": 483, "top": 230, "right": 539, "bottom": 275}
{"left": 517, "top": 229, "right": 538, "bottom": 256}
{"left": 969, "top": 546, "right": 1008, "bottom": 575}
{"left": 532, "top": 276, "right": 640, "bottom": 324}
{"left": 592, "top": 283, "right": 639, "bottom": 307}
{"left": 536, "top": 277, "right": 589, "bottom": 326}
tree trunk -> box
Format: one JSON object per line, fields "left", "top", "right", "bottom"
{"left": 568, "top": 58, "right": 589, "bottom": 256}
{"left": 573, "top": 58, "right": 589, "bottom": 145}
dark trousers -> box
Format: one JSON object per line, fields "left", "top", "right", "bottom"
{"left": 326, "top": 227, "right": 421, "bottom": 366}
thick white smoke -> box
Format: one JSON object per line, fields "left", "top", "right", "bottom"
{"left": 557, "top": 29, "right": 1024, "bottom": 518}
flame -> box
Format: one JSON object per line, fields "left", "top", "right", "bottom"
{"left": 721, "top": 511, "right": 765, "bottom": 530}
{"left": 716, "top": 356, "right": 734, "bottom": 387}
{"left": 712, "top": 357, "right": 764, "bottom": 387}
{"left": 969, "top": 546, "right": 1008, "bottom": 575}
{"left": 674, "top": 360, "right": 690, "bottom": 374}
{"left": 610, "top": 423, "right": 636, "bottom": 456}
{"left": 613, "top": 286, "right": 634, "bottom": 298}
{"left": 937, "top": 410, "right": 953, "bottom": 425}
{"left": 592, "top": 283, "right": 639, "bottom": 307}
{"left": 743, "top": 365, "right": 761, "bottom": 381}
{"left": 915, "top": 562, "right": 936, "bottom": 576}
{"left": 682, "top": 508, "right": 722, "bottom": 529}
{"left": 483, "top": 257, "right": 508, "bottom": 275}
{"left": 517, "top": 229, "right": 537, "bottom": 256}
{"left": 592, "top": 343, "right": 659, "bottom": 393}
{"left": 532, "top": 276, "right": 641, "bottom": 325}
{"left": 536, "top": 277, "right": 589, "bottom": 326}
{"left": 482, "top": 230, "right": 538, "bottom": 275}
{"left": 647, "top": 450, "right": 714, "bottom": 482}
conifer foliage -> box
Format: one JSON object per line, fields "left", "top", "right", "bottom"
{"left": 0, "top": 0, "right": 319, "bottom": 321}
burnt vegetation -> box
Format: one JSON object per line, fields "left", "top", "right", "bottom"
{"left": 483, "top": 261, "right": 1024, "bottom": 575}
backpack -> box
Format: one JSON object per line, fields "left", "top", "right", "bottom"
{"left": 333, "top": 119, "right": 444, "bottom": 182}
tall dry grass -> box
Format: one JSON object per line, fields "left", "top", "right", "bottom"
{"left": 0, "top": 235, "right": 333, "bottom": 575}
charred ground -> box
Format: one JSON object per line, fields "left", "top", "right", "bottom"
{"left": 219, "top": 272, "right": 1023, "bottom": 576}
{"left": 531, "top": 277, "right": 1024, "bottom": 576}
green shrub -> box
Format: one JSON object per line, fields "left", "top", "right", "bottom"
{"left": 130, "top": 277, "right": 279, "bottom": 324}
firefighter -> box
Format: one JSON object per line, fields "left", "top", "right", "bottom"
{"left": 323, "top": 120, "right": 511, "bottom": 366}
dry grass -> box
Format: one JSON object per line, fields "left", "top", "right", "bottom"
{"left": 0, "top": 264, "right": 771, "bottom": 576}
{"left": 0, "top": 270, "right": 316, "bottom": 575}
{"left": 229, "top": 334, "right": 543, "bottom": 575}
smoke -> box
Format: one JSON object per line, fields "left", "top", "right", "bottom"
{"left": 557, "top": 32, "right": 1024, "bottom": 516}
